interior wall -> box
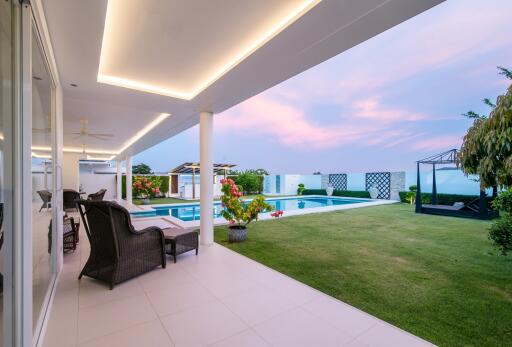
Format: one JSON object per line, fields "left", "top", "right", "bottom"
{"left": 79, "top": 166, "right": 116, "bottom": 200}
{"left": 62, "top": 152, "right": 79, "bottom": 190}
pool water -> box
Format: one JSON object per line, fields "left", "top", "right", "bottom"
{"left": 130, "top": 196, "right": 368, "bottom": 222}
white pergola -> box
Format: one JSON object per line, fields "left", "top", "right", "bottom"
{"left": 41, "top": 0, "right": 444, "bottom": 246}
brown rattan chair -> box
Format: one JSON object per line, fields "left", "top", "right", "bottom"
{"left": 37, "top": 190, "right": 52, "bottom": 212}
{"left": 77, "top": 200, "right": 166, "bottom": 289}
{"left": 63, "top": 189, "right": 81, "bottom": 212}
{"left": 87, "top": 189, "right": 107, "bottom": 201}
{"left": 48, "top": 216, "right": 79, "bottom": 253}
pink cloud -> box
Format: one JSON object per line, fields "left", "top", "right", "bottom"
{"left": 411, "top": 135, "right": 463, "bottom": 151}
{"left": 351, "top": 98, "right": 425, "bottom": 122}
{"left": 216, "top": 96, "right": 357, "bottom": 149}
{"left": 216, "top": 94, "right": 428, "bottom": 150}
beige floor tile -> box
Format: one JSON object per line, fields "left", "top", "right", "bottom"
{"left": 262, "top": 276, "right": 319, "bottom": 306}
{"left": 138, "top": 265, "right": 195, "bottom": 293}
{"left": 253, "top": 307, "right": 354, "bottom": 347}
{"left": 145, "top": 279, "right": 216, "bottom": 317}
{"left": 42, "top": 305, "right": 78, "bottom": 347}
{"left": 355, "top": 322, "right": 433, "bottom": 347}
{"left": 161, "top": 301, "right": 247, "bottom": 347}
{"left": 210, "top": 329, "right": 270, "bottom": 347}
{"left": 302, "top": 295, "right": 378, "bottom": 336}
{"left": 77, "top": 294, "right": 156, "bottom": 343}
{"left": 77, "top": 320, "right": 173, "bottom": 347}
{"left": 78, "top": 276, "right": 145, "bottom": 309}
{"left": 221, "top": 286, "right": 298, "bottom": 326}
{"left": 194, "top": 271, "right": 260, "bottom": 299}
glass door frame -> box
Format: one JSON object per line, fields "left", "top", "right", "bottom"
{"left": 3, "top": 1, "right": 63, "bottom": 346}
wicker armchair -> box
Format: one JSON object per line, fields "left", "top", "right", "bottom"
{"left": 87, "top": 189, "right": 107, "bottom": 201}
{"left": 37, "top": 190, "right": 52, "bottom": 212}
{"left": 47, "top": 216, "right": 79, "bottom": 253}
{"left": 77, "top": 200, "right": 166, "bottom": 289}
{"left": 63, "top": 189, "right": 81, "bottom": 212}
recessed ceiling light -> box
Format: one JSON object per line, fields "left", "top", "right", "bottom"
{"left": 97, "top": 0, "right": 320, "bottom": 100}
{"left": 70, "top": 83, "right": 78, "bottom": 87}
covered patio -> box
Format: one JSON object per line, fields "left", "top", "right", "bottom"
{"left": 1, "top": 0, "right": 447, "bottom": 346}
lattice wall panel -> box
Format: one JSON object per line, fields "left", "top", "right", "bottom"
{"left": 329, "top": 174, "right": 347, "bottom": 191}
{"left": 366, "top": 172, "right": 391, "bottom": 199}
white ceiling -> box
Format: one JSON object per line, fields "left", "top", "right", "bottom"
{"left": 41, "top": 0, "right": 444, "bottom": 160}
{"left": 99, "top": 0, "right": 319, "bottom": 100}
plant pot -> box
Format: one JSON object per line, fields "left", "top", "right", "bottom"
{"left": 141, "top": 198, "right": 151, "bottom": 205}
{"left": 228, "top": 225, "right": 247, "bottom": 243}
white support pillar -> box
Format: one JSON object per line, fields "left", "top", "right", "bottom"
{"left": 200, "top": 111, "right": 214, "bottom": 245}
{"left": 116, "top": 160, "right": 123, "bottom": 200}
{"left": 126, "top": 156, "right": 133, "bottom": 204}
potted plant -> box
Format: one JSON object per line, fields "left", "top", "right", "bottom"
{"left": 220, "top": 178, "right": 282, "bottom": 242}
{"left": 132, "top": 176, "right": 161, "bottom": 204}
{"left": 297, "top": 183, "right": 305, "bottom": 195}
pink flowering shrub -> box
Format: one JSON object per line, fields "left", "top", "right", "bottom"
{"left": 132, "top": 176, "right": 162, "bottom": 198}
{"left": 220, "top": 178, "right": 282, "bottom": 227}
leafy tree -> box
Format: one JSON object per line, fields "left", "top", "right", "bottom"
{"left": 459, "top": 67, "right": 512, "bottom": 192}
{"left": 460, "top": 67, "right": 512, "bottom": 255}
{"left": 132, "top": 163, "right": 153, "bottom": 174}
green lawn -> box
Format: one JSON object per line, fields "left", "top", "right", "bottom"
{"left": 214, "top": 204, "right": 512, "bottom": 347}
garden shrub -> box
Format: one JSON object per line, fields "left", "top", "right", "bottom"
{"left": 489, "top": 215, "right": 512, "bottom": 255}
{"left": 489, "top": 189, "right": 512, "bottom": 255}
{"left": 302, "top": 189, "right": 327, "bottom": 195}
{"left": 333, "top": 190, "right": 371, "bottom": 198}
{"left": 159, "top": 176, "right": 170, "bottom": 195}
{"left": 233, "top": 171, "right": 264, "bottom": 194}
{"left": 120, "top": 175, "right": 168, "bottom": 199}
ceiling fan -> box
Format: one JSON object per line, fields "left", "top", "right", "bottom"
{"left": 68, "top": 119, "right": 114, "bottom": 141}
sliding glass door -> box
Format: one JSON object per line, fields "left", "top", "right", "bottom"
{"left": 31, "top": 24, "right": 55, "bottom": 336}
{"left": 1, "top": 1, "right": 60, "bottom": 345}
{"left": 0, "top": 1, "right": 12, "bottom": 345}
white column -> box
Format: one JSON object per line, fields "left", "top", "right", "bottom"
{"left": 116, "top": 160, "right": 123, "bottom": 200}
{"left": 200, "top": 111, "right": 214, "bottom": 245}
{"left": 126, "top": 156, "right": 132, "bottom": 204}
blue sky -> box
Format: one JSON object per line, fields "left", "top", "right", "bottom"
{"left": 136, "top": 0, "right": 512, "bottom": 174}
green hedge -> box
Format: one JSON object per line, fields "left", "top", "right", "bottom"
{"left": 302, "top": 189, "right": 371, "bottom": 198}
{"left": 120, "top": 175, "right": 169, "bottom": 199}
{"left": 227, "top": 174, "right": 264, "bottom": 194}
{"left": 398, "top": 191, "right": 493, "bottom": 206}
{"left": 333, "top": 190, "right": 371, "bottom": 198}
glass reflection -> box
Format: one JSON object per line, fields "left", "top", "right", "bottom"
{"left": 0, "top": 1, "right": 12, "bottom": 345}
{"left": 32, "top": 27, "right": 53, "bottom": 329}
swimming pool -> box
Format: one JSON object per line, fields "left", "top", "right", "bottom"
{"left": 130, "top": 196, "right": 370, "bottom": 222}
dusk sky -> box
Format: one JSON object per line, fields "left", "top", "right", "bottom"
{"left": 136, "top": 0, "right": 512, "bottom": 174}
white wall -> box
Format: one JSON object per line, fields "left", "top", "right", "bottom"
{"left": 62, "top": 152, "right": 80, "bottom": 190}
{"left": 263, "top": 174, "right": 322, "bottom": 195}
{"left": 79, "top": 162, "right": 117, "bottom": 200}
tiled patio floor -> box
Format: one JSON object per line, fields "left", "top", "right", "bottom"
{"left": 43, "top": 221, "right": 434, "bottom": 347}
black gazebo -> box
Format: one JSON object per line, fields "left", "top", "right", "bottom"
{"left": 415, "top": 149, "right": 498, "bottom": 220}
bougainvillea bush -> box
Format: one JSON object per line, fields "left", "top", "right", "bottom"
{"left": 132, "top": 176, "right": 162, "bottom": 198}
{"left": 220, "top": 178, "right": 281, "bottom": 227}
